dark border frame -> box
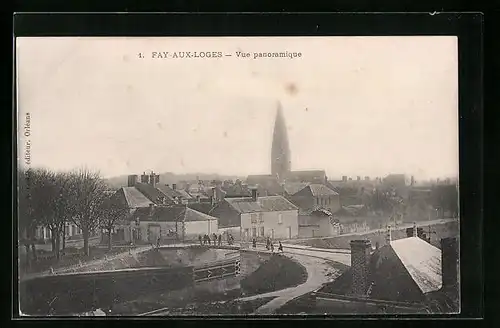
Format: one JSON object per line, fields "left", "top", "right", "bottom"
{"left": 12, "top": 12, "right": 483, "bottom": 320}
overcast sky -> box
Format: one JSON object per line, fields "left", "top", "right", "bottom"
{"left": 17, "top": 36, "right": 458, "bottom": 180}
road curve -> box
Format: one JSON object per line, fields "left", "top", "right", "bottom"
{"left": 145, "top": 246, "right": 350, "bottom": 316}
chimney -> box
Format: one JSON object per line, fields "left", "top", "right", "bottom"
{"left": 141, "top": 172, "right": 149, "bottom": 184}
{"left": 441, "top": 237, "right": 459, "bottom": 291}
{"left": 386, "top": 225, "right": 392, "bottom": 244}
{"left": 172, "top": 183, "right": 177, "bottom": 190}
{"left": 127, "top": 175, "right": 138, "bottom": 187}
{"left": 350, "top": 240, "right": 372, "bottom": 297}
{"left": 251, "top": 188, "right": 258, "bottom": 201}
{"left": 149, "top": 172, "right": 157, "bottom": 187}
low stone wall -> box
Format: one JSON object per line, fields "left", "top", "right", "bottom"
{"left": 291, "top": 220, "right": 459, "bottom": 250}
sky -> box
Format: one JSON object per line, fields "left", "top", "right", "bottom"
{"left": 16, "top": 36, "right": 459, "bottom": 180}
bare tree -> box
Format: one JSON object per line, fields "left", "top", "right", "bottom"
{"left": 50, "top": 172, "right": 77, "bottom": 258}
{"left": 99, "top": 192, "right": 130, "bottom": 250}
{"left": 26, "top": 168, "right": 63, "bottom": 262}
{"left": 18, "top": 168, "right": 37, "bottom": 266}
{"left": 69, "top": 168, "right": 107, "bottom": 256}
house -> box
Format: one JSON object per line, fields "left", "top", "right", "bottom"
{"left": 298, "top": 208, "right": 341, "bottom": 238}
{"left": 311, "top": 236, "right": 459, "bottom": 314}
{"left": 134, "top": 182, "right": 170, "bottom": 205}
{"left": 35, "top": 222, "right": 85, "bottom": 244}
{"left": 287, "top": 184, "right": 342, "bottom": 238}
{"left": 156, "top": 183, "right": 193, "bottom": 204}
{"left": 125, "top": 205, "right": 218, "bottom": 244}
{"left": 290, "top": 183, "right": 341, "bottom": 214}
{"left": 114, "top": 186, "right": 155, "bottom": 211}
{"left": 210, "top": 188, "right": 299, "bottom": 241}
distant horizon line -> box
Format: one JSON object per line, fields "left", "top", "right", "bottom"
{"left": 103, "top": 170, "right": 458, "bottom": 182}
{"left": 20, "top": 162, "right": 457, "bottom": 182}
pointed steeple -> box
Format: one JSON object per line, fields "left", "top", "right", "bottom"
{"left": 271, "top": 101, "right": 291, "bottom": 181}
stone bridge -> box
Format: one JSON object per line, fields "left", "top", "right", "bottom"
{"left": 19, "top": 245, "right": 269, "bottom": 316}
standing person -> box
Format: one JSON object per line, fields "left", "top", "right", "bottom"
{"left": 270, "top": 241, "right": 274, "bottom": 253}
{"left": 213, "top": 233, "right": 217, "bottom": 245}
{"left": 207, "top": 234, "right": 211, "bottom": 246}
{"left": 198, "top": 235, "right": 203, "bottom": 246}
{"left": 252, "top": 238, "right": 257, "bottom": 249}
{"left": 218, "top": 234, "right": 222, "bottom": 246}
{"left": 156, "top": 236, "right": 161, "bottom": 249}
{"left": 266, "top": 237, "right": 270, "bottom": 250}
{"left": 278, "top": 241, "right": 283, "bottom": 253}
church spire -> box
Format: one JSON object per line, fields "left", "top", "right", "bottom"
{"left": 271, "top": 101, "right": 291, "bottom": 181}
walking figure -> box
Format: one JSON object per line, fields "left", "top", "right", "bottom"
{"left": 278, "top": 241, "right": 283, "bottom": 253}
{"left": 266, "top": 237, "right": 270, "bottom": 250}
{"left": 212, "top": 233, "right": 217, "bottom": 245}
{"left": 252, "top": 238, "right": 257, "bottom": 249}
{"left": 218, "top": 234, "right": 222, "bottom": 246}
{"left": 270, "top": 242, "right": 274, "bottom": 253}
{"left": 156, "top": 236, "right": 161, "bottom": 249}
{"left": 207, "top": 234, "right": 211, "bottom": 245}
{"left": 198, "top": 235, "right": 203, "bottom": 246}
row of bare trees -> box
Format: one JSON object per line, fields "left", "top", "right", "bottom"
{"left": 18, "top": 168, "right": 129, "bottom": 266}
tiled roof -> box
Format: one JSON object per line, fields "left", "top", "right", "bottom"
{"left": 121, "top": 187, "right": 153, "bottom": 208}
{"left": 225, "top": 196, "right": 298, "bottom": 214}
{"left": 133, "top": 206, "right": 185, "bottom": 222}
{"left": 390, "top": 237, "right": 442, "bottom": 294}
{"left": 155, "top": 184, "right": 179, "bottom": 199}
{"left": 187, "top": 203, "right": 215, "bottom": 215}
{"left": 184, "top": 207, "right": 217, "bottom": 222}
{"left": 133, "top": 206, "right": 217, "bottom": 222}
{"left": 283, "top": 182, "right": 310, "bottom": 195}
{"left": 176, "top": 189, "right": 194, "bottom": 199}
{"left": 156, "top": 184, "right": 193, "bottom": 200}
{"left": 307, "top": 184, "right": 339, "bottom": 197}
{"left": 134, "top": 182, "right": 168, "bottom": 205}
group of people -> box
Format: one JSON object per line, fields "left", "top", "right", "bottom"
{"left": 199, "top": 233, "right": 234, "bottom": 246}
{"left": 251, "top": 237, "right": 283, "bottom": 253}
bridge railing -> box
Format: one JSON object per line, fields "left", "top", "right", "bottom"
{"left": 192, "top": 257, "right": 241, "bottom": 283}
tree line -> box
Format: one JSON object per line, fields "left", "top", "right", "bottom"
{"left": 18, "top": 168, "right": 129, "bottom": 267}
